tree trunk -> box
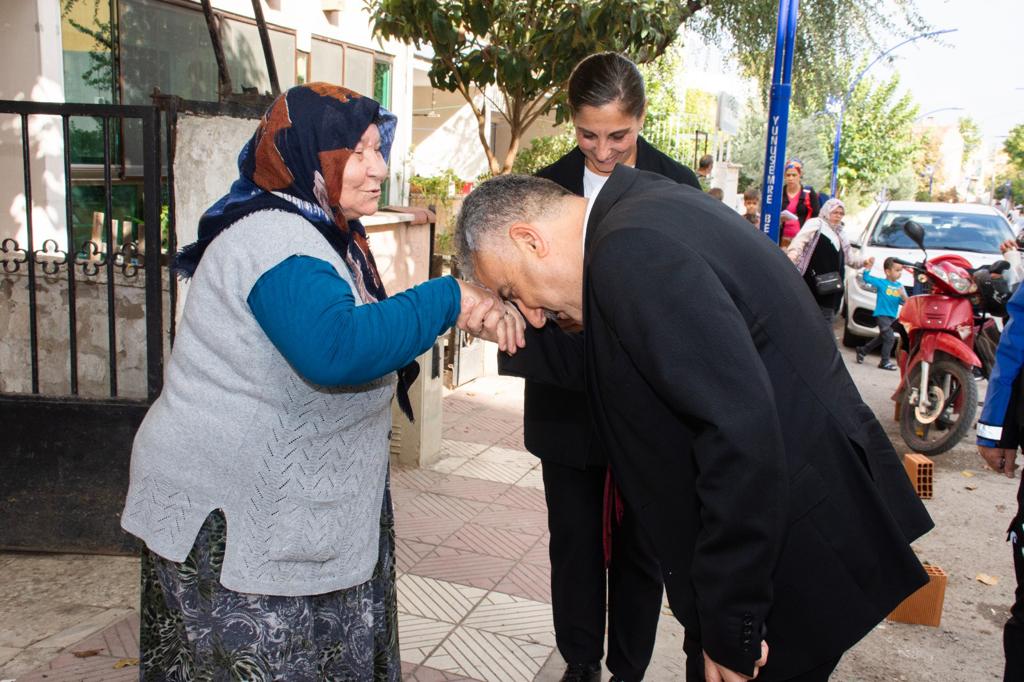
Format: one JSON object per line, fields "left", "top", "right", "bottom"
{"left": 199, "top": 0, "right": 232, "bottom": 100}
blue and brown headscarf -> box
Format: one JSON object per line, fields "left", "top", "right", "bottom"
{"left": 176, "top": 83, "right": 421, "bottom": 418}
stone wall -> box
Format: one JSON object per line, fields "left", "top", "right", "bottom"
{"left": 0, "top": 264, "right": 171, "bottom": 400}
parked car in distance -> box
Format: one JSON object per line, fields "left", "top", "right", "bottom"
{"left": 843, "top": 201, "right": 1014, "bottom": 347}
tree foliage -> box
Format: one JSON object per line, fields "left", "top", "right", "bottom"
{"left": 958, "top": 116, "right": 982, "bottom": 167}
{"left": 823, "top": 68, "right": 918, "bottom": 197}
{"left": 1006, "top": 124, "right": 1024, "bottom": 171}
{"left": 370, "top": 0, "right": 696, "bottom": 174}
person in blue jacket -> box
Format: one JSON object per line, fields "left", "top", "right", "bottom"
{"left": 977, "top": 281, "right": 1024, "bottom": 681}
{"left": 855, "top": 257, "right": 905, "bottom": 370}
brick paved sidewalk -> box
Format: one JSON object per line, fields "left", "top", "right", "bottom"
{"left": 7, "top": 374, "right": 569, "bottom": 682}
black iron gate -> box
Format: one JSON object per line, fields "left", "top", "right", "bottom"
{"left": 0, "top": 100, "right": 168, "bottom": 554}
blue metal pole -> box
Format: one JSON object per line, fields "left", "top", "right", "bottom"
{"left": 758, "top": 0, "right": 799, "bottom": 243}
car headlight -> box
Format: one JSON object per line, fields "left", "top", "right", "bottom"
{"left": 854, "top": 273, "right": 877, "bottom": 293}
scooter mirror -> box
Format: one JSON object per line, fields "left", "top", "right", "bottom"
{"left": 902, "top": 220, "right": 926, "bottom": 250}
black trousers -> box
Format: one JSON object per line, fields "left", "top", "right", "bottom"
{"left": 1005, "top": 479, "right": 1024, "bottom": 681}
{"left": 541, "top": 460, "right": 663, "bottom": 681}
{"left": 683, "top": 633, "right": 841, "bottom": 682}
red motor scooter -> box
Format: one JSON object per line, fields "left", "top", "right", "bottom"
{"left": 890, "top": 220, "right": 1008, "bottom": 455}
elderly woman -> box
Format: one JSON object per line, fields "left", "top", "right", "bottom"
{"left": 787, "top": 197, "right": 873, "bottom": 325}
{"left": 121, "top": 83, "right": 519, "bottom": 680}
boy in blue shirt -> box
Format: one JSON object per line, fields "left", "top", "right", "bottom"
{"left": 856, "top": 257, "right": 908, "bottom": 370}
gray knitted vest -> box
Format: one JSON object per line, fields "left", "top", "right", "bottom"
{"left": 121, "top": 210, "right": 395, "bottom": 596}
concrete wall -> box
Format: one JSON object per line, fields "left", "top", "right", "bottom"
{"left": 0, "top": 266, "right": 170, "bottom": 400}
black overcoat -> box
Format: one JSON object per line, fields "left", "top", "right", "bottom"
{"left": 499, "top": 137, "right": 700, "bottom": 468}
{"left": 514, "top": 165, "right": 933, "bottom": 679}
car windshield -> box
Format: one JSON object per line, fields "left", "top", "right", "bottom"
{"left": 869, "top": 209, "right": 1012, "bottom": 253}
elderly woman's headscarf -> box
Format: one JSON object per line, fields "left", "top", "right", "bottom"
{"left": 819, "top": 197, "right": 845, "bottom": 226}
{"left": 176, "top": 84, "right": 421, "bottom": 418}
{"left": 176, "top": 84, "right": 395, "bottom": 297}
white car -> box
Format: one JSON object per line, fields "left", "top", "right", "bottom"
{"left": 842, "top": 201, "right": 1014, "bottom": 347}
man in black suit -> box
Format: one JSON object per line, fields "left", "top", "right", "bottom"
{"left": 453, "top": 169, "right": 933, "bottom": 682}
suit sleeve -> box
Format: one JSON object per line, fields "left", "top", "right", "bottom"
{"left": 589, "top": 229, "right": 786, "bottom": 676}
{"left": 497, "top": 322, "right": 585, "bottom": 390}
{"left": 978, "top": 283, "right": 1024, "bottom": 448}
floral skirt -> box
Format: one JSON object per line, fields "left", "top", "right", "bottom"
{"left": 139, "top": 485, "right": 400, "bottom": 682}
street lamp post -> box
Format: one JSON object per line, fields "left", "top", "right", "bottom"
{"left": 914, "top": 106, "right": 965, "bottom": 122}
{"left": 828, "top": 28, "right": 957, "bottom": 197}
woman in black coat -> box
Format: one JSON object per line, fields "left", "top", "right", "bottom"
{"left": 499, "top": 52, "right": 699, "bottom": 682}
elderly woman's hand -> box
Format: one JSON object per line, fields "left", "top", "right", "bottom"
{"left": 455, "top": 280, "right": 527, "bottom": 354}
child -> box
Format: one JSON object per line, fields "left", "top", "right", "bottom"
{"left": 708, "top": 187, "right": 724, "bottom": 201}
{"left": 742, "top": 187, "right": 760, "bottom": 226}
{"left": 856, "top": 257, "right": 907, "bottom": 370}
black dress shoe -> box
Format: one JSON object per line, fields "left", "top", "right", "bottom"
{"left": 561, "top": 662, "right": 602, "bottom": 682}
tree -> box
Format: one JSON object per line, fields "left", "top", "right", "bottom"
{"left": 371, "top": 0, "right": 926, "bottom": 174}
{"left": 1006, "top": 124, "right": 1024, "bottom": 170}
{"left": 371, "top": 0, "right": 695, "bottom": 175}
{"left": 822, "top": 69, "right": 918, "bottom": 198}
{"left": 959, "top": 117, "right": 982, "bottom": 167}
{"left": 731, "top": 102, "right": 832, "bottom": 192}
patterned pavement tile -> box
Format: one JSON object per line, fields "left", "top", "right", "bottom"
{"left": 519, "top": 538, "right": 551, "bottom": 566}
{"left": 392, "top": 467, "right": 450, "bottom": 492}
{"left": 396, "top": 539, "right": 437, "bottom": 574}
{"left": 493, "top": 486, "right": 547, "bottom": 513}
{"left": 495, "top": 430, "right": 526, "bottom": 451}
{"left": 441, "top": 523, "right": 536, "bottom": 561}
{"left": 443, "top": 396, "right": 478, "bottom": 416}
{"left": 423, "top": 626, "right": 552, "bottom": 682}
{"left": 513, "top": 468, "right": 545, "bottom": 490}
{"left": 409, "top": 546, "right": 515, "bottom": 591}
{"left": 427, "top": 456, "right": 470, "bottom": 475}
{"left": 392, "top": 486, "right": 421, "bottom": 511}
{"left": 475, "top": 446, "right": 537, "bottom": 469}
{"left": 431, "top": 474, "right": 510, "bottom": 504}
{"left": 460, "top": 413, "right": 522, "bottom": 434}
{"left": 493, "top": 562, "right": 552, "bottom": 604}
{"left": 472, "top": 504, "right": 549, "bottom": 536}
{"left": 397, "top": 574, "right": 487, "bottom": 623}
{"left": 394, "top": 513, "right": 464, "bottom": 545}
{"left": 404, "top": 663, "right": 485, "bottom": 681}
{"left": 397, "top": 612, "right": 456, "bottom": 665}
{"left": 404, "top": 492, "right": 488, "bottom": 522}
{"left": 450, "top": 459, "right": 532, "bottom": 485}
{"left": 462, "top": 591, "right": 555, "bottom": 646}
{"left": 17, "top": 613, "right": 140, "bottom": 682}
{"left": 440, "top": 440, "right": 490, "bottom": 459}
{"left": 442, "top": 425, "right": 510, "bottom": 446}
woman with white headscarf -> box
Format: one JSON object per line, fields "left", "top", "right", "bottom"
{"left": 787, "top": 198, "right": 874, "bottom": 325}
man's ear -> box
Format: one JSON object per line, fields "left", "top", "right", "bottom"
{"left": 508, "top": 222, "right": 548, "bottom": 257}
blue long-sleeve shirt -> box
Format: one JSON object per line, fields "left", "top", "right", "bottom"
{"left": 862, "top": 270, "right": 904, "bottom": 318}
{"left": 978, "top": 283, "right": 1024, "bottom": 447}
{"left": 247, "top": 255, "right": 460, "bottom": 386}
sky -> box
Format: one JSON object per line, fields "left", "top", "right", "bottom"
{"left": 873, "top": 0, "right": 1023, "bottom": 149}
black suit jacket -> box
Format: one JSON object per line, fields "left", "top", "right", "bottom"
{"left": 509, "top": 166, "right": 933, "bottom": 679}
{"left": 499, "top": 138, "right": 700, "bottom": 468}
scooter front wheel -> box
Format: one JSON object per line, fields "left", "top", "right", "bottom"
{"left": 899, "top": 358, "right": 978, "bottom": 456}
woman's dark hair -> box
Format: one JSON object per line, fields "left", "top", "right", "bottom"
{"left": 567, "top": 52, "right": 646, "bottom": 119}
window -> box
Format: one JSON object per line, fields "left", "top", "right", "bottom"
{"left": 871, "top": 211, "right": 1013, "bottom": 253}
{"left": 296, "top": 51, "right": 309, "bottom": 85}
{"left": 374, "top": 60, "right": 392, "bottom": 108}
{"left": 61, "top": 0, "right": 118, "bottom": 165}
{"left": 344, "top": 48, "right": 373, "bottom": 96}
{"left": 220, "top": 17, "right": 295, "bottom": 94}
{"left": 310, "top": 38, "right": 343, "bottom": 85}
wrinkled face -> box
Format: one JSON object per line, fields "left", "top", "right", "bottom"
{"left": 340, "top": 124, "right": 388, "bottom": 220}
{"left": 573, "top": 102, "right": 643, "bottom": 176}
{"left": 827, "top": 205, "right": 845, "bottom": 226}
{"left": 471, "top": 235, "right": 583, "bottom": 329}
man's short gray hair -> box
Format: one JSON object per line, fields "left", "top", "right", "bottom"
{"left": 455, "top": 174, "right": 573, "bottom": 281}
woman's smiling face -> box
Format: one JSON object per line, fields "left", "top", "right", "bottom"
{"left": 573, "top": 101, "right": 644, "bottom": 176}
{"left": 340, "top": 124, "right": 388, "bottom": 220}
